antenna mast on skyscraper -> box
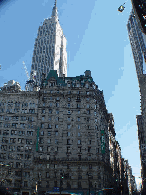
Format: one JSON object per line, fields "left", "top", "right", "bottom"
{"left": 22, "top": 61, "right": 30, "bottom": 80}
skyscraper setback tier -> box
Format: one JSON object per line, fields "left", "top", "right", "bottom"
{"left": 30, "top": 1, "right": 67, "bottom": 88}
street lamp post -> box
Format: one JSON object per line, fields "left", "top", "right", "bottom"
{"left": 87, "top": 172, "right": 90, "bottom": 195}
{"left": 94, "top": 182, "right": 97, "bottom": 195}
{"left": 60, "top": 169, "right": 64, "bottom": 195}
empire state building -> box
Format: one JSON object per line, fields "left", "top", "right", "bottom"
{"left": 30, "top": 0, "right": 67, "bottom": 87}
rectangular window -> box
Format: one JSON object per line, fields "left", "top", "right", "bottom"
{"left": 87, "top": 110, "right": 90, "bottom": 114}
{"left": 78, "top": 132, "right": 81, "bottom": 137}
{"left": 88, "top": 147, "right": 91, "bottom": 152}
{"left": 77, "top": 117, "right": 80, "bottom": 121}
{"left": 87, "top": 104, "right": 90, "bottom": 108}
{"left": 49, "top": 109, "right": 52, "bottom": 114}
{"left": 41, "top": 131, "right": 44, "bottom": 136}
{"left": 68, "top": 103, "right": 70, "bottom": 108}
{"left": 56, "top": 103, "right": 59, "bottom": 107}
{"left": 68, "top": 110, "right": 71, "bottom": 114}
{"left": 48, "top": 124, "right": 52, "bottom": 129}
{"left": 55, "top": 124, "right": 58, "bottom": 129}
{"left": 55, "top": 139, "right": 58, "bottom": 144}
{"left": 78, "top": 140, "right": 81, "bottom": 144}
{"left": 47, "top": 147, "right": 50, "bottom": 152}
{"left": 55, "top": 131, "right": 58, "bottom": 136}
{"left": 67, "top": 139, "right": 71, "bottom": 144}
{"left": 46, "top": 172, "right": 49, "bottom": 178}
{"left": 48, "top": 131, "right": 51, "bottom": 136}
{"left": 41, "top": 124, "right": 44, "bottom": 129}
{"left": 77, "top": 104, "right": 80, "bottom": 108}
{"left": 55, "top": 117, "right": 59, "bottom": 121}
{"left": 68, "top": 97, "right": 71, "bottom": 101}
{"left": 56, "top": 110, "right": 59, "bottom": 114}
{"left": 67, "top": 132, "right": 70, "bottom": 136}
{"left": 67, "top": 147, "right": 70, "bottom": 153}
{"left": 78, "top": 125, "right": 80, "bottom": 129}
{"left": 67, "top": 124, "right": 71, "bottom": 129}
{"left": 67, "top": 117, "right": 71, "bottom": 122}
{"left": 42, "top": 109, "right": 45, "bottom": 114}
{"left": 48, "top": 139, "right": 51, "bottom": 144}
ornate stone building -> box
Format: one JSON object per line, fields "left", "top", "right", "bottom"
{"left": 0, "top": 70, "right": 113, "bottom": 195}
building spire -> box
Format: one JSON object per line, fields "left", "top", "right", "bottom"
{"left": 51, "top": 0, "right": 58, "bottom": 19}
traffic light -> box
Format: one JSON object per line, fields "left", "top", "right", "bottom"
{"left": 60, "top": 173, "right": 64, "bottom": 179}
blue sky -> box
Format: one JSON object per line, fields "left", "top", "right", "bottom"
{"left": 0, "top": 0, "right": 142, "bottom": 190}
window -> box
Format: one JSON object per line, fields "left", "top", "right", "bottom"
{"left": 77, "top": 104, "right": 80, "bottom": 108}
{"left": 55, "top": 117, "right": 59, "bottom": 121}
{"left": 78, "top": 125, "right": 80, "bottom": 129}
{"left": 42, "top": 116, "right": 45, "bottom": 121}
{"left": 68, "top": 97, "right": 71, "bottom": 101}
{"left": 48, "top": 131, "right": 51, "bottom": 136}
{"left": 49, "top": 103, "right": 52, "bottom": 107}
{"left": 42, "top": 109, "right": 45, "bottom": 114}
{"left": 29, "top": 109, "right": 35, "bottom": 113}
{"left": 55, "top": 131, "right": 58, "bottom": 136}
{"left": 40, "top": 146, "right": 43, "bottom": 152}
{"left": 47, "top": 147, "right": 50, "bottom": 152}
{"left": 24, "top": 181, "right": 28, "bottom": 187}
{"left": 67, "top": 117, "right": 71, "bottom": 122}
{"left": 78, "top": 110, "right": 80, "bottom": 114}
{"left": 56, "top": 103, "right": 59, "bottom": 107}
{"left": 55, "top": 139, "right": 58, "bottom": 144}
{"left": 46, "top": 172, "right": 49, "bottom": 178}
{"left": 67, "top": 124, "right": 71, "bottom": 129}
{"left": 48, "top": 124, "right": 52, "bottom": 129}
{"left": 88, "top": 147, "right": 91, "bottom": 152}
{"left": 56, "top": 97, "right": 60, "bottom": 100}
{"left": 68, "top": 91, "right": 71, "bottom": 94}
{"left": 56, "top": 110, "right": 59, "bottom": 114}
{"left": 88, "top": 140, "right": 91, "bottom": 144}
{"left": 68, "top": 83, "right": 70, "bottom": 87}
{"left": 55, "top": 124, "right": 58, "bottom": 129}
{"left": 77, "top": 91, "right": 80, "bottom": 94}
{"left": 67, "top": 139, "right": 71, "bottom": 144}
{"left": 41, "top": 131, "right": 44, "bottom": 136}
{"left": 77, "top": 117, "right": 80, "bottom": 121}
{"left": 49, "top": 109, "right": 52, "bottom": 114}
{"left": 67, "top": 147, "right": 70, "bottom": 153}
{"left": 78, "top": 140, "right": 81, "bottom": 144}
{"left": 48, "top": 139, "right": 51, "bottom": 144}
{"left": 41, "top": 124, "right": 44, "bottom": 129}
{"left": 87, "top": 110, "right": 90, "bottom": 114}
{"left": 68, "top": 103, "right": 70, "bottom": 108}
{"left": 87, "top": 104, "right": 90, "bottom": 108}
{"left": 67, "top": 132, "right": 70, "bottom": 136}
{"left": 78, "top": 132, "right": 81, "bottom": 137}
{"left": 86, "top": 91, "right": 89, "bottom": 95}
{"left": 48, "top": 117, "right": 51, "bottom": 121}
{"left": 68, "top": 110, "right": 71, "bottom": 114}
